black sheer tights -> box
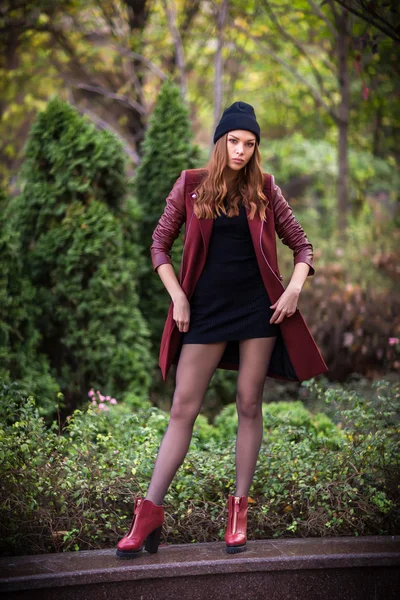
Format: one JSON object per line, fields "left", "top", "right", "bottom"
{"left": 145, "top": 337, "right": 277, "bottom": 506}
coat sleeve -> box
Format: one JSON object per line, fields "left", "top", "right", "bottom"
{"left": 150, "top": 169, "right": 186, "bottom": 272}
{"left": 271, "top": 174, "right": 315, "bottom": 276}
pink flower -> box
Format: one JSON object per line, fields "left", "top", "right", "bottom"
{"left": 91, "top": 400, "right": 97, "bottom": 405}
{"left": 88, "top": 389, "right": 95, "bottom": 397}
{"left": 106, "top": 396, "right": 111, "bottom": 401}
{"left": 110, "top": 398, "right": 117, "bottom": 404}
{"left": 343, "top": 332, "right": 354, "bottom": 347}
{"left": 98, "top": 402, "right": 108, "bottom": 411}
{"left": 388, "top": 337, "right": 399, "bottom": 345}
{"left": 97, "top": 392, "right": 105, "bottom": 402}
{"left": 362, "top": 85, "right": 370, "bottom": 101}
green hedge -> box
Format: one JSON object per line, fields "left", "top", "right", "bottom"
{"left": 0, "top": 377, "right": 398, "bottom": 556}
{"left": 4, "top": 97, "right": 152, "bottom": 417}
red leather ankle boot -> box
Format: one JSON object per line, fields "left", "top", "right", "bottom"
{"left": 225, "top": 494, "right": 248, "bottom": 553}
{"left": 116, "top": 497, "right": 164, "bottom": 559}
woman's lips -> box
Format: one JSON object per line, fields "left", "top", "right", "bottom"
{"left": 232, "top": 158, "right": 244, "bottom": 163}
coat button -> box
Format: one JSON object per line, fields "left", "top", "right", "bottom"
{"left": 191, "top": 193, "right": 196, "bottom": 198}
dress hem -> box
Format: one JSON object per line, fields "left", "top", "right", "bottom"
{"left": 181, "top": 332, "right": 279, "bottom": 345}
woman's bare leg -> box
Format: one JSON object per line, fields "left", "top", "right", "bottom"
{"left": 145, "top": 341, "right": 227, "bottom": 505}
{"left": 234, "top": 337, "right": 277, "bottom": 498}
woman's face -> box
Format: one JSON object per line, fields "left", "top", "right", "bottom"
{"left": 226, "top": 129, "right": 256, "bottom": 172}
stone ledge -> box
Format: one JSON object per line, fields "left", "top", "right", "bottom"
{"left": 1, "top": 535, "right": 399, "bottom": 599}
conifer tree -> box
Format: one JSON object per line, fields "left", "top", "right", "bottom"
{"left": 134, "top": 78, "right": 201, "bottom": 358}
{"left": 10, "top": 97, "right": 152, "bottom": 415}
{"left": 0, "top": 189, "right": 60, "bottom": 417}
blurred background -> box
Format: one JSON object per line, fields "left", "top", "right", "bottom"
{"left": 1, "top": 0, "right": 399, "bottom": 422}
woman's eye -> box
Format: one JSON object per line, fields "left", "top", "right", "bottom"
{"left": 229, "top": 139, "right": 253, "bottom": 147}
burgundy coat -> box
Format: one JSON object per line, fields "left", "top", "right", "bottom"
{"left": 150, "top": 168, "right": 328, "bottom": 383}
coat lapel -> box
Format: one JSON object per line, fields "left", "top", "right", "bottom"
{"left": 196, "top": 213, "right": 214, "bottom": 255}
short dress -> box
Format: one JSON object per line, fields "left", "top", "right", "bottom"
{"left": 181, "top": 197, "right": 279, "bottom": 345}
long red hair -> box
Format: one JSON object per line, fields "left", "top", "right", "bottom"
{"left": 193, "top": 133, "right": 271, "bottom": 221}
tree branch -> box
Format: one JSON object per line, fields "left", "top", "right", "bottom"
{"left": 261, "top": 0, "right": 335, "bottom": 99}
{"left": 330, "top": 0, "right": 400, "bottom": 41}
{"left": 71, "top": 82, "right": 146, "bottom": 115}
{"left": 228, "top": 17, "right": 338, "bottom": 122}
{"left": 327, "top": 0, "right": 340, "bottom": 20}
{"left": 305, "top": 0, "right": 338, "bottom": 38}
{"left": 213, "top": 0, "right": 228, "bottom": 139}
{"left": 109, "top": 43, "right": 167, "bottom": 80}
{"left": 162, "top": 0, "right": 188, "bottom": 101}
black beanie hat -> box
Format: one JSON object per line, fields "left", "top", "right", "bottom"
{"left": 213, "top": 101, "right": 260, "bottom": 145}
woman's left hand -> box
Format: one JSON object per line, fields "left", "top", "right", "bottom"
{"left": 269, "top": 286, "right": 300, "bottom": 324}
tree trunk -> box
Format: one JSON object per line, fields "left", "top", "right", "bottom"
{"left": 336, "top": 7, "right": 350, "bottom": 239}
{"left": 163, "top": 0, "right": 188, "bottom": 102}
{"left": 211, "top": 0, "right": 229, "bottom": 157}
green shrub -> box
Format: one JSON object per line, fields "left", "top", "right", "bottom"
{"left": 263, "top": 133, "right": 400, "bottom": 244}
{"left": 0, "top": 189, "right": 60, "bottom": 417}
{"left": 294, "top": 267, "right": 400, "bottom": 381}
{"left": 0, "top": 378, "right": 398, "bottom": 556}
{"left": 213, "top": 400, "right": 341, "bottom": 448}
{"left": 6, "top": 97, "right": 152, "bottom": 416}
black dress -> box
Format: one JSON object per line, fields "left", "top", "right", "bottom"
{"left": 181, "top": 197, "right": 279, "bottom": 345}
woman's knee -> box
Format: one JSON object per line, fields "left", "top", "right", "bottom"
{"left": 236, "top": 389, "right": 263, "bottom": 419}
{"left": 170, "top": 391, "right": 202, "bottom": 423}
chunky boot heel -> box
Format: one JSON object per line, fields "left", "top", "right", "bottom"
{"left": 225, "top": 495, "right": 248, "bottom": 554}
{"left": 144, "top": 524, "right": 163, "bottom": 553}
{"left": 116, "top": 497, "right": 164, "bottom": 559}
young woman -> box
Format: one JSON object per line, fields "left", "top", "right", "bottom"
{"left": 116, "top": 101, "right": 328, "bottom": 559}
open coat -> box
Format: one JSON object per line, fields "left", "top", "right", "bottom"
{"left": 150, "top": 168, "right": 329, "bottom": 383}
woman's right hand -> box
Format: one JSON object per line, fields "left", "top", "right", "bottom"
{"left": 172, "top": 292, "right": 191, "bottom": 332}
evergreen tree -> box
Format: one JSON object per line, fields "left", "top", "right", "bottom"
{"left": 134, "top": 78, "right": 201, "bottom": 362}
{"left": 0, "top": 189, "right": 60, "bottom": 418}
{"left": 9, "top": 97, "right": 152, "bottom": 415}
